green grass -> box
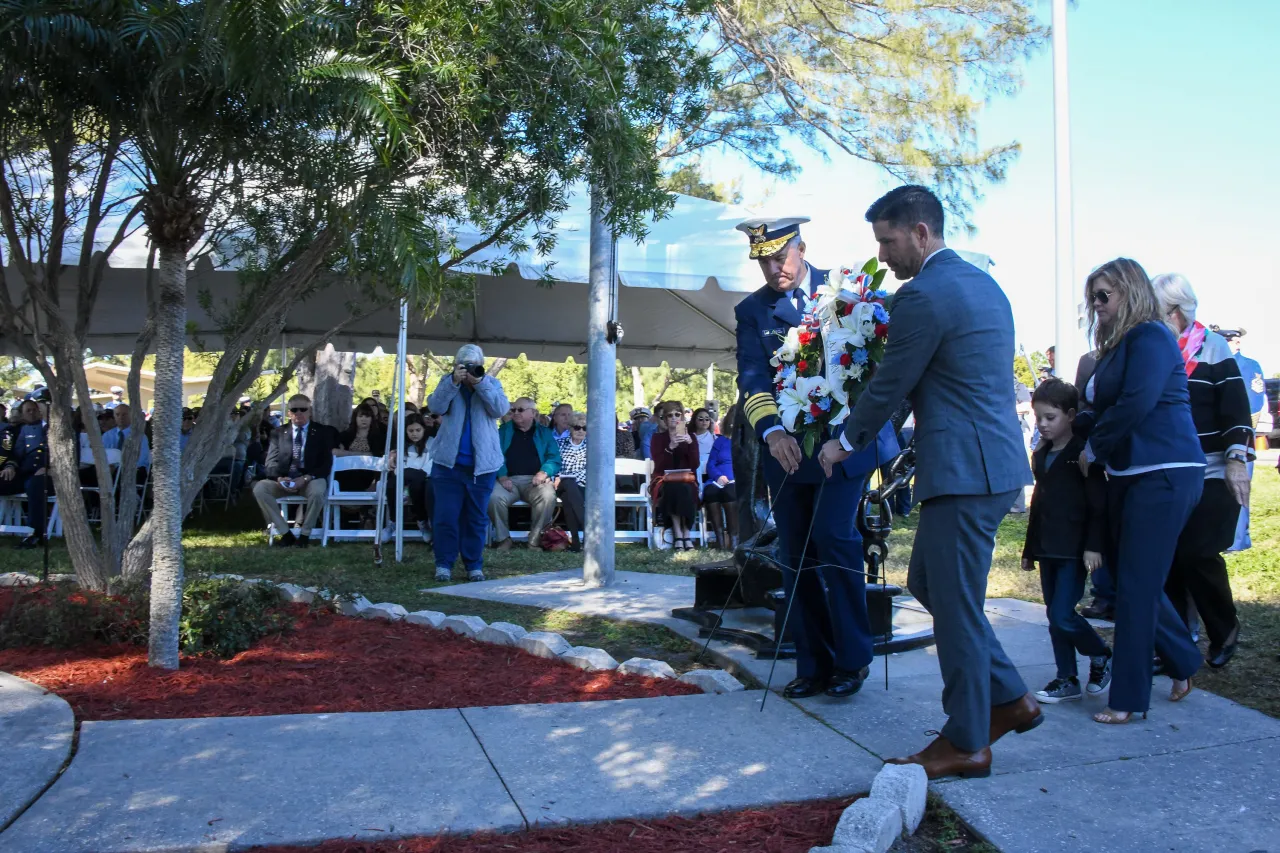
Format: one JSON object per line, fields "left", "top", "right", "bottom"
{"left": 7, "top": 463, "right": 1277, "bottom": 712}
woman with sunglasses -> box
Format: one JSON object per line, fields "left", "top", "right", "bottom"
{"left": 554, "top": 414, "right": 588, "bottom": 551}
{"left": 1075, "top": 259, "right": 1204, "bottom": 724}
{"left": 650, "top": 401, "right": 700, "bottom": 550}
{"left": 692, "top": 407, "right": 737, "bottom": 550}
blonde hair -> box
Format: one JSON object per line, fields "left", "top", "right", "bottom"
{"left": 1086, "top": 258, "right": 1161, "bottom": 354}
{"left": 1150, "top": 273, "right": 1198, "bottom": 335}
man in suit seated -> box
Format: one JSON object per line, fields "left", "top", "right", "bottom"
{"left": 252, "top": 393, "right": 336, "bottom": 547}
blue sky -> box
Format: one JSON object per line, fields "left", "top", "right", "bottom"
{"left": 710, "top": 0, "right": 1280, "bottom": 375}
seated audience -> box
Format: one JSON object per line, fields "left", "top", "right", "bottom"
{"left": 614, "top": 416, "right": 634, "bottom": 459}
{"left": 1153, "top": 273, "right": 1253, "bottom": 669}
{"left": 333, "top": 402, "right": 387, "bottom": 492}
{"left": 0, "top": 400, "right": 51, "bottom": 548}
{"left": 428, "top": 344, "right": 509, "bottom": 582}
{"left": 102, "top": 404, "right": 151, "bottom": 483}
{"left": 555, "top": 413, "right": 588, "bottom": 551}
{"left": 179, "top": 408, "right": 195, "bottom": 453}
{"left": 650, "top": 401, "right": 699, "bottom": 551}
{"left": 389, "top": 412, "right": 434, "bottom": 542}
{"left": 629, "top": 406, "right": 653, "bottom": 459}
{"left": 550, "top": 403, "right": 573, "bottom": 442}
{"left": 644, "top": 402, "right": 668, "bottom": 460}
{"left": 251, "top": 393, "right": 336, "bottom": 547}
{"left": 489, "top": 397, "right": 561, "bottom": 550}
{"left": 701, "top": 406, "right": 737, "bottom": 550}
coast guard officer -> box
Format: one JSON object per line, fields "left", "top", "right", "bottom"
{"left": 734, "top": 216, "right": 898, "bottom": 699}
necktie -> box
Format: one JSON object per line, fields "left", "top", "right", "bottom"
{"left": 290, "top": 427, "right": 303, "bottom": 477}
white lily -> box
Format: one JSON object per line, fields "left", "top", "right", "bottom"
{"left": 770, "top": 326, "right": 802, "bottom": 366}
{"left": 778, "top": 374, "right": 830, "bottom": 431}
{"left": 827, "top": 322, "right": 865, "bottom": 352}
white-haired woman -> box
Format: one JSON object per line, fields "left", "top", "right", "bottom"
{"left": 426, "top": 344, "right": 510, "bottom": 582}
{"left": 1151, "top": 273, "right": 1254, "bottom": 669}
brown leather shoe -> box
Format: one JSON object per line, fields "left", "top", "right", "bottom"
{"left": 989, "top": 693, "right": 1044, "bottom": 744}
{"left": 886, "top": 734, "right": 992, "bottom": 780}
{"left": 494, "top": 538, "right": 513, "bottom": 551}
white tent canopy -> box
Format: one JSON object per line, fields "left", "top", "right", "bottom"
{"left": 2, "top": 190, "right": 771, "bottom": 367}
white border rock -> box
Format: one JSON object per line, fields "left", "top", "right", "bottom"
{"left": 405, "top": 610, "right": 447, "bottom": 628}
{"left": 334, "top": 594, "right": 374, "bottom": 617}
{"left": 441, "top": 615, "right": 488, "bottom": 638}
{"left": 361, "top": 602, "right": 408, "bottom": 621}
{"left": 677, "top": 669, "right": 744, "bottom": 694}
{"left": 477, "top": 622, "right": 528, "bottom": 646}
{"left": 831, "top": 797, "right": 902, "bottom": 853}
{"left": 618, "top": 658, "right": 676, "bottom": 679}
{"left": 561, "top": 646, "right": 619, "bottom": 672}
{"left": 276, "top": 583, "right": 315, "bottom": 605}
{"left": 870, "top": 763, "right": 927, "bottom": 834}
{"left": 0, "top": 572, "right": 38, "bottom": 587}
{"left": 517, "top": 631, "right": 572, "bottom": 659}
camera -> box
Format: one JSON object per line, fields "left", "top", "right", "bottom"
{"left": 465, "top": 363, "right": 485, "bottom": 379}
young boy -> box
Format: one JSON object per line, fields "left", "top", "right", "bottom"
{"left": 1022, "top": 378, "right": 1113, "bottom": 702}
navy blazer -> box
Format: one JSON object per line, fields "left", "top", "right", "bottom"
{"left": 1077, "top": 321, "right": 1204, "bottom": 473}
{"left": 838, "top": 249, "right": 1031, "bottom": 501}
{"left": 734, "top": 262, "right": 898, "bottom": 484}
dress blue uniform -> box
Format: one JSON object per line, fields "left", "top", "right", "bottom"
{"left": 733, "top": 218, "right": 898, "bottom": 689}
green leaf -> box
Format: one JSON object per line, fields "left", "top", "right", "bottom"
{"left": 803, "top": 430, "right": 817, "bottom": 458}
{"left": 861, "top": 257, "right": 878, "bottom": 275}
{"left": 872, "top": 268, "right": 888, "bottom": 290}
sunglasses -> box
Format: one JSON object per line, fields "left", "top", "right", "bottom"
{"left": 570, "top": 425, "right": 586, "bottom": 431}
{"left": 1090, "top": 289, "right": 1112, "bottom": 305}
{"left": 664, "top": 413, "right": 683, "bottom": 419}
{"left": 290, "top": 407, "right": 310, "bottom": 413}
{"left": 512, "top": 406, "right": 532, "bottom": 413}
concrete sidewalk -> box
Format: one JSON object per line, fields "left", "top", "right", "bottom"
{"left": 0, "top": 672, "right": 74, "bottom": 830}
{"left": 436, "top": 569, "right": 1280, "bottom": 853}
{"left": 0, "top": 691, "right": 881, "bottom": 853}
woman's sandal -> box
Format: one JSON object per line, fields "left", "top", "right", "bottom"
{"left": 684, "top": 537, "right": 696, "bottom": 550}
{"left": 1169, "top": 678, "right": 1194, "bottom": 703}
{"left": 1093, "top": 708, "right": 1147, "bottom": 725}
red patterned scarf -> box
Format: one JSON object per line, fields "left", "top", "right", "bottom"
{"left": 1177, "top": 320, "right": 1206, "bottom": 377}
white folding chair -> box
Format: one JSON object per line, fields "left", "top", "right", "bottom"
{"left": 322, "top": 455, "right": 386, "bottom": 546}
{"left": 267, "top": 495, "right": 316, "bottom": 544}
{"left": 614, "top": 458, "right": 652, "bottom": 545}
{"left": 79, "top": 448, "right": 122, "bottom": 526}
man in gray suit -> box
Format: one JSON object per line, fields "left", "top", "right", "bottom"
{"left": 818, "top": 186, "right": 1040, "bottom": 779}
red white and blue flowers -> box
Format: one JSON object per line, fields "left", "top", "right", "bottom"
{"left": 770, "top": 258, "right": 892, "bottom": 456}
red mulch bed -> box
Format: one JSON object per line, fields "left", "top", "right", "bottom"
{"left": 249, "top": 797, "right": 857, "bottom": 853}
{"left": 0, "top": 595, "right": 700, "bottom": 721}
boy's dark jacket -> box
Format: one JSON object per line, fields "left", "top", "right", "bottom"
{"left": 1023, "top": 434, "right": 1107, "bottom": 562}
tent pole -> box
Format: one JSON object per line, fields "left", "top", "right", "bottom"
{"left": 583, "top": 186, "right": 616, "bottom": 587}
{"left": 395, "top": 300, "right": 408, "bottom": 562}
{"left": 1052, "top": 0, "right": 1079, "bottom": 377}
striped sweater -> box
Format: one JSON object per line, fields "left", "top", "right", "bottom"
{"left": 1186, "top": 329, "right": 1255, "bottom": 477}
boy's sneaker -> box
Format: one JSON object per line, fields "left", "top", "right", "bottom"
{"left": 416, "top": 520, "right": 431, "bottom": 543}
{"left": 434, "top": 566, "right": 452, "bottom": 582}
{"left": 1035, "top": 677, "right": 1082, "bottom": 703}
{"left": 1088, "top": 652, "right": 1113, "bottom": 695}
{"left": 467, "top": 569, "right": 486, "bottom": 582}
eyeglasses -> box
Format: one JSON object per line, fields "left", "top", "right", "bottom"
{"left": 570, "top": 425, "right": 586, "bottom": 431}
{"left": 289, "top": 407, "right": 310, "bottom": 413}
{"left": 512, "top": 407, "right": 531, "bottom": 413}
{"left": 695, "top": 417, "right": 711, "bottom": 422}
{"left": 1090, "top": 289, "right": 1112, "bottom": 305}
{"left": 663, "top": 413, "right": 683, "bottom": 419}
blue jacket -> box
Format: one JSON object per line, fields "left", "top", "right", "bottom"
{"left": 704, "top": 434, "right": 733, "bottom": 483}
{"left": 838, "top": 249, "right": 1032, "bottom": 501}
{"left": 0, "top": 423, "right": 46, "bottom": 477}
{"left": 735, "top": 261, "right": 898, "bottom": 484}
{"left": 1078, "top": 321, "right": 1204, "bottom": 474}
{"left": 1233, "top": 352, "right": 1267, "bottom": 415}
{"left": 496, "top": 421, "right": 562, "bottom": 479}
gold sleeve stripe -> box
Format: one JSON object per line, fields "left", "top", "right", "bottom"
{"left": 744, "top": 392, "right": 779, "bottom": 427}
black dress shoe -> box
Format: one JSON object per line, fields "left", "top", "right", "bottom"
{"left": 15, "top": 535, "right": 42, "bottom": 550}
{"left": 1208, "top": 623, "right": 1241, "bottom": 669}
{"left": 826, "top": 666, "right": 871, "bottom": 698}
{"left": 1152, "top": 655, "right": 1168, "bottom": 677}
{"left": 1080, "top": 600, "right": 1115, "bottom": 621}
{"left": 296, "top": 535, "right": 311, "bottom": 548}
{"left": 278, "top": 531, "right": 297, "bottom": 547}
{"left": 782, "top": 676, "right": 829, "bottom": 699}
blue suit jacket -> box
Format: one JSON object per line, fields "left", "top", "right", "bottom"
{"left": 1078, "top": 321, "right": 1204, "bottom": 473}
{"left": 735, "top": 262, "right": 898, "bottom": 484}
{"left": 838, "top": 249, "right": 1032, "bottom": 502}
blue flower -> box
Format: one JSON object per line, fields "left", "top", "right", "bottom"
{"left": 872, "top": 304, "right": 890, "bottom": 323}
{"left": 778, "top": 364, "right": 797, "bottom": 384}
{"left": 817, "top": 397, "right": 832, "bottom": 412}
{"left": 804, "top": 412, "right": 817, "bottom": 424}
{"left": 872, "top": 289, "right": 889, "bottom": 299}
{"left": 852, "top": 349, "right": 869, "bottom": 365}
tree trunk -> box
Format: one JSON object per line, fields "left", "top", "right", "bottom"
{"left": 408, "top": 353, "right": 427, "bottom": 407}
{"left": 631, "top": 366, "right": 644, "bottom": 408}
{"left": 146, "top": 244, "right": 188, "bottom": 670}
{"left": 488, "top": 357, "right": 508, "bottom": 378}
{"left": 296, "top": 348, "right": 318, "bottom": 400}
{"left": 311, "top": 344, "right": 356, "bottom": 430}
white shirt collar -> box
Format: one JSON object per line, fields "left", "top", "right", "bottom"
{"left": 920, "top": 247, "right": 947, "bottom": 272}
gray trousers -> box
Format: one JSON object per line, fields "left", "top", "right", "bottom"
{"left": 908, "top": 490, "right": 1027, "bottom": 752}
{"left": 487, "top": 474, "right": 556, "bottom": 545}
{"left": 254, "top": 478, "right": 327, "bottom": 537}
